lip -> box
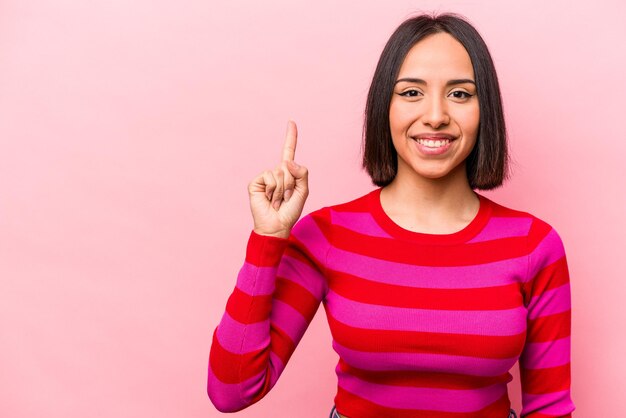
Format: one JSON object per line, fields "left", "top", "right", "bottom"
{"left": 412, "top": 133, "right": 457, "bottom": 140}
{"left": 411, "top": 133, "right": 456, "bottom": 156}
{"left": 412, "top": 138, "right": 453, "bottom": 155}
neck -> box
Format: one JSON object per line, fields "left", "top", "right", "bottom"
{"left": 381, "top": 162, "right": 479, "bottom": 224}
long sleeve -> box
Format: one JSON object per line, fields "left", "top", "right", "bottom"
{"left": 519, "top": 219, "right": 575, "bottom": 417}
{"left": 207, "top": 210, "right": 331, "bottom": 412}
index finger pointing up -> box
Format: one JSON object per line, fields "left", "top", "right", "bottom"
{"left": 282, "top": 120, "right": 298, "bottom": 161}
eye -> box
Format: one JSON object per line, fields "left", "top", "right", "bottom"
{"left": 398, "top": 89, "right": 422, "bottom": 97}
{"left": 450, "top": 90, "right": 473, "bottom": 100}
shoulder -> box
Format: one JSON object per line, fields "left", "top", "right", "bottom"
{"left": 326, "top": 188, "right": 375, "bottom": 212}
{"left": 483, "top": 196, "right": 569, "bottom": 289}
{"left": 291, "top": 189, "right": 376, "bottom": 243}
{"left": 297, "top": 188, "right": 376, "bottom": 226}
{"left": 481, "top": 193, "right": 563, "bottom": 238}
{"left": 487, "top": 196, "right": 568, "bottom": 267}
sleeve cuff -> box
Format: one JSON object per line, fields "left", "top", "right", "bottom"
{"left": 245, "top": 230, "right": 290, "bottom": 266}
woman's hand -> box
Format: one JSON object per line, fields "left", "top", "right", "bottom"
{"left": 248, "top": 120, "right": 309, "bottom": 239}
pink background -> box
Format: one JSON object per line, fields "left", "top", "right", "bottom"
{"left": 1, "top": 0, "right": 624, "bottom": 416}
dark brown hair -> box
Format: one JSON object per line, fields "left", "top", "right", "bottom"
{"left": 361, "top": 12, "right": 510, "bottom": 190}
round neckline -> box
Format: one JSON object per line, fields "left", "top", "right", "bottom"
{"left": 368, "top": 187, "right": 492, "bottom": 245}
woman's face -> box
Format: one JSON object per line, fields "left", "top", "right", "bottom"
{"left": 389, "top": 32, "right": 480, "bottom": 184}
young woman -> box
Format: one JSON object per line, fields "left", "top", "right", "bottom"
{"left": 207, "top": 12, "right": 575, "bottom": 418}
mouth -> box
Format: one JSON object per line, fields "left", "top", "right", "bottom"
{"left": 412, "top": 137, "right": 457, "bottom": 148}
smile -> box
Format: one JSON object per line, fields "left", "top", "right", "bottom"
{"left": 414, "top": 138, "right": 452, "bottom": 148}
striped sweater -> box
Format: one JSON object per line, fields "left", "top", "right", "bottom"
{"left": 207, "top": 187, "right": 575, "bottom": 417}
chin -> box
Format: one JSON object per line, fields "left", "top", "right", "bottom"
{"left": 408, "top": 165, "right": 454, "bottom": 180}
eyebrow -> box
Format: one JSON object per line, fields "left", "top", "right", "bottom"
{"left": 394, "top": 78, "right": 476, "bottom": 86}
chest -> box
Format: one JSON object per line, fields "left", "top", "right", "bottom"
{"left": 322, "top": 248, "right": 528, "bottom": 374}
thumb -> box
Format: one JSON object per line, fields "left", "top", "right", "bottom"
{"left": 287, "top": 160, "right": 307, "bottom": 183}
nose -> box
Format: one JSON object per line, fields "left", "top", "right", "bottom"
{"left": 421, "top": 95, "right": 450, "bottom": 128}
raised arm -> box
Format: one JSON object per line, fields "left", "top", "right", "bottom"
{"left": 207, "top": 211, "right": 331, "bottom": 412}
{"left": 207, "top": 120, "right": 332, "bottom": 411}
{"left": 519, "top": 219, "right": 575, "bottom": 417}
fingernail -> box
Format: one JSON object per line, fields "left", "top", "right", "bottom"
{"left": 284, "top": 189, "right": 292, "bottom": 202}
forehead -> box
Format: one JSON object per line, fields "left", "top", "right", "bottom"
{"left": 398, "top": 32, "right": 474, "bottom": 79}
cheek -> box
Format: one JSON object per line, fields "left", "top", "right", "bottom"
{"left": 389, "top": 102, "right": 412, "bottom": 132}
{"left": 457, "top": 105, "right": 480, "bottom": 136}
{"left": 388, "top": 102, "right": 401, "bottom": 130}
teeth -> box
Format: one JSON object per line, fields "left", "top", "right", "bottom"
{"left": 415, "top": 138, "right": 451, "bottom": 147}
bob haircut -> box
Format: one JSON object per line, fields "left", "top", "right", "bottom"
{"left": 361, "top": 12, "right": 510, "bottom": 190}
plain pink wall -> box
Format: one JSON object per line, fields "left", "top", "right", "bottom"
{"left": 1, "top": 0, "right": 624, "bottom": 416}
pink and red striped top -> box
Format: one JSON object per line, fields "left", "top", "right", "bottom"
{"left": 208, "top": 188, "right": 575, "bottom": 417}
